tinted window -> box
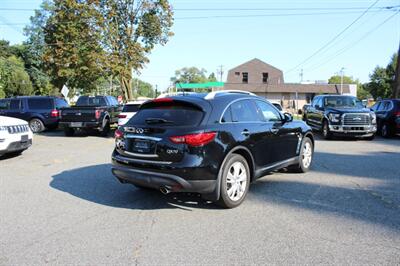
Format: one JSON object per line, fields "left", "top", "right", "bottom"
{"left": 323, "top": 96, "right": 360, "bottom": 108}
{"left": 10, "top": 99, "right": 22, "bottom": 110}
{"left": 311, "top": 97, "right": 320, "bottom": 107}
{"left": 109, "top": 96, "right": 118, "bottom": 105}
{"left": 231, "top": 100, "right": 262, "bottom": 122}
{"left": 371, "top": 102, "right": 380, "bottom": 111}
{"left": 28, "top": 98, "right": 53, "bottom": 110}
{"left": 55, "top": 98, "right": 69, "bottom": 108}
{"left": 128, "top": 103, "right": 204, "bottom": 127}
{"left": 76, "top": 96, "right": 107, "bottom": 106}
{"left": 255, "top": 100, "right": 282, "bottom": 122}
{"left": 122, "top": 104, "right": 141, "bottom": 112}
{"left": 377, "top": 101, "right": 387, "bottom": 111}
{"left": 0, "top": 99, "right": 10, "bottom": 110}
{"left": 272, "top": 103, "right": 282, "bottom": 111}
{"left": 221, "top": 106, "right": 233, "bottom": 123}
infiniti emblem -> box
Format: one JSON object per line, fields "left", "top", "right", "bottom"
{"left": 136, "top": 128, "right": 144, "bottom": 134}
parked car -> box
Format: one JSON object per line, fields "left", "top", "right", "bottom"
{"left": 118, "top": 100, "right": 146, "bottom": 126}
{"left": 111, "top": 91, "right": 314, "bottom": 208}
{"left": 370, "top": 99, "right": 400, "bottom": 138}
{"left": 59, "top": 95, "right": 121, "bottom": 136}
{"left": 0, "top": 96, "right": 68, "bottom": 133}
{"left": 0, "top": 116, "right": 33, "bottom": 157}
{"left": 303, "top": 95, "right": 377, "bottom": 140}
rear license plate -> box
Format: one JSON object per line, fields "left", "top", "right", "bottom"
{"left": 70, "top": 122, "right": 83, "bottom": 127}
{"left": 21, "top": 135, "right": 28, "bottom": 142}
{"left": 132, "top": 140, "right": 151, "bottom": 153}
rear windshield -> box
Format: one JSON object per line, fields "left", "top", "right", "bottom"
{"left": 127, "top": 103, "right": 204, "bottom": 127}
{"left": 122, "top": 104, "right": 141, "bottom": 112}
{"left": 28, "top": 98, "right": 53, "bottom": 110}
{"left": 76, "top": 96, "right": 106, "bottom": 106}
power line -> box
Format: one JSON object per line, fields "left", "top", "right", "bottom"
{"left": 284, "top": 0, "right": 382, "bottom": 74}
{"left": 305, "top": 10, "right": 400, "bottom": 72}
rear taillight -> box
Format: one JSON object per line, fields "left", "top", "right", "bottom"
{"left": 169, "top": 132, "right": 216, "bottom": 147}
{"left": 118, "top": 114, "right": 127, "bottom": 119}
{"left": 395, "top": 111, "right": 400, "bottom": 117}
{"left": 50, "top": 109, "right": 59, "bottom": 117}
{"left": 95, "top": 110, "right": 101, "bottom": 119}
{"left": 115, "top": 129, "right": 124, "bottom": 139}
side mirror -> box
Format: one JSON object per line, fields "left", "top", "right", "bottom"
{"left": 284, "top": 113, "right": 293, "bottom": 123}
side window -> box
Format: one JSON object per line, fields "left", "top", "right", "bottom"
{"left": 55, "top": 98, "right": 69, "bottom": 108}
{"left": 10, "top": 99, "right": 22, "bottom": 110}
{"left": 377, "top": 101, "right": 387, "bottom": 111}
{"left": 221, "top": 106, "right": 233, "bottom": 123}
{"left": 28, "top": 98, "right": 52, "bottom": 110}
{"left": 318, "top": 97, "right": 324, "bottom": 107}
{"left": 0, "top": 99, "right": 10, "bottom": 110}
{"left": 371, "top": 102, "right": 380, "bottom": 111}
{"left": 230, "top": 100, "right": 262, "bottom": 122}
{"left": 255, "top": 100, "right": 281, "bottom": 122}
{"left": 311, "top": 97, "right": 319, "bottom": 107}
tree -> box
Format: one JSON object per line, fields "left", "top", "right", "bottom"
{"left": 43, "top": 0, "right": 107, "bottom": 93}
{"left": 99, "top": 0, "right": 174, "bottom": 100}
{"left": 208, "top": 72, "right": 217, "bottom": 82}
{"left": 364, "top": 53, "right": 397, "bottom": 100}
{"left": 23, "top": 0, "right": 56, "bottom": 95}
{"left": 133, "top": 78, "right": 155, "bottom": 98}
{"left": 328, "top": 74, "right": 370, "bottom": 99}
{"left": 0, "top": 56, "right": 33, "bottom": 97}
{"left": 171, "top": 67, "right": 209, "bottom": 84}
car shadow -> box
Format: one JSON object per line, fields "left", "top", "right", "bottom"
{"left": 37, "top": 128, "right": 116, "bottom": 138}
{"left": 50, "top": 163, "right": 220, "bottom": 211}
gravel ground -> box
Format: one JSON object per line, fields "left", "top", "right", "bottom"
{"left": 1, "top": 131, "right": 399, "bottom": 265}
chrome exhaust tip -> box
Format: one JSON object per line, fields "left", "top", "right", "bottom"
{"left": 160, "top": 186, "right": 171, "bottom": 195}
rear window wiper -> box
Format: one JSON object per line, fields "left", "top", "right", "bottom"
{"left": 145, "top": 118, "right": 174, "bottom": 124}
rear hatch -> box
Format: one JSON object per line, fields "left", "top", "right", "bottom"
{"left": 117, "top": 97, "right": 212, "bottom": 163}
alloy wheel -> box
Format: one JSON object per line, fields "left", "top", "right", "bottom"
{"left": 302, "top": 142, "right": 313, "bottom": 168}
{"left": 226, "top": 161, "right": 247, "bottom": 201}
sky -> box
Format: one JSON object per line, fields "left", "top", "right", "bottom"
{"left": 0, "top": 0, "right": 399, "bottom": 91}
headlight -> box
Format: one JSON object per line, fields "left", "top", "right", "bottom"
{"left": 328, "top": 113, "right": 341, "bottom": 122}
{"left": 370, "top": 112, "right": 376, "bottom": 124}
{"left": 0, "top": 126, "right": 8, "bottom": 131}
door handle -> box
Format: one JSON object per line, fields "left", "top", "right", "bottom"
{"left": 241, "top": 129, "right": 250, "bottom": 136}
{"left": 271, "top": 127, "right": 279, "bottom": 134}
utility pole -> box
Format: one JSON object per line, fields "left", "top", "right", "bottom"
{"left": 393, "top": 42, "right": 400, "bottom": 98}
{"left": 339, "top": 67, "right": 345, "bottom": 95}
{"left": 217, "top": 65, "right": 224, "bottom": 82}
{"left": 299, "top": 69, "right": 304, "bottom": 83}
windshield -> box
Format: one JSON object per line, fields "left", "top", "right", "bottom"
{"left": 324, "top": 96, "right": 363, "bottom": 108}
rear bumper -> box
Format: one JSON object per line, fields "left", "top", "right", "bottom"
{"left": 60, "top": 121, "right": 101, "bottom": 129}
{"left": 111, "top": 154, "right": 217, "bottom": 194}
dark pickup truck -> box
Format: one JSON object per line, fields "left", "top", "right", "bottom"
{"left": 303, "top": 95, "right": 377, "bottom": 140}
{"left": 59, "top": 96, "right": 121, "bottom": 136}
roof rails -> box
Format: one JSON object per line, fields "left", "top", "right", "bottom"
{"left": 204, "top": 90, "right": 256, "bottom": 100}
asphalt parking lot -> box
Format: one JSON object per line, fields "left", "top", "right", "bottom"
{"left": 1, "top": 131, "right": 400, "bottom": 265}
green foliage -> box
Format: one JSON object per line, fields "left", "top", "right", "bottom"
{"left": 0, "top": 89, "right": 5, "bottom": 99}
{"left": 208, "top": 72, "right": 218, "bottom": 82}
{"left": 0, "top": 56, "right": 33, "bottom": 97}
{"left": 133, "top": 78, "right": 155, "bottom": 98}
{"left": 364, "top": 53, "right": 397, "bottom": 100}
{"left": 328, "top": 74, "right": 371, "bottom": 99}
{"left": 171, "top": 67, "right": 215, "bottom": 84}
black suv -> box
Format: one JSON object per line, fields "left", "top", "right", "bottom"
{"left": 111, "top": 91, "right": 314, "bottom": 208}
{"left": 303, "top": 95, "right": 377, "bottom": 140}
{"left": 370, "top": 99, "right": 400, "bottom": 138}
{"left": 0, "top": 96, "right": 69, "bottom": 133}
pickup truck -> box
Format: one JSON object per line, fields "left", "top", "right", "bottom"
{"left": 59, "top": 96, "right": 121, "bottom": 136}
{"left": 303, "top": 94, "right": 377, "bottom": 140}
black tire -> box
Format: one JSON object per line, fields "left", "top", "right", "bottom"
{"left": 289, "top": 137, "right": 313, "bottom": 173}
{"left": 100, "top": 120, "right": 110, "bottom": 137}
{"left": 381, "top": 123, "right": 392, "bottom": 138}
{"left": 322, "top": 120, "right": 332, "bottom": 140}
{"left": 217, "top": 154, "right": 250, "bottom": 208}
{"left": 64, "top": 127, "right": 75, "bottom": 136}
{"left": 29, "top": 118, "right": 45, "bottom": 133}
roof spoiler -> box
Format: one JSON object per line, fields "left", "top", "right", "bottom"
{"left": 204, "top": 90, "right": 256, "bottom": 100}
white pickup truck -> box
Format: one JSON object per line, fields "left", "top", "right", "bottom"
{"left": 0, "top": 116, "right": 33, "bottom": 156}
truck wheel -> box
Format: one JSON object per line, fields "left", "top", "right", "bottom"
{"left": 100, "top": 120, "right": 110, "bottom": 137}
{"left": 289, "top": 137, "right": 313, "bottom": 173}
{"left": 217, "top": 154, "right": 250, "bottom": 208}
{"left": 322, "top": 120, "right": 332, "bottom": 140}
{"left": 381, "top": 123, "right": 392, "bottom": 138}
{"left": 64, "top": 127, "right": 75, "bottom": 136}
{"left": 29, "top": 118, "right": 45, "bottom": 133}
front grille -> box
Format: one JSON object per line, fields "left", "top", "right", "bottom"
{"left": 7, "top": 125, "right": 29, "bottom": 134}
{"left": 343, "top": 113, "right": 370, "bottom": 126}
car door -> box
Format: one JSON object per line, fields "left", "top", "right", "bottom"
{"left": 228, "top": 99, "right": 273, "bottom": 169}
{"left": 314, "top": 97, "right": 325, "bottom": 129}
{"left": 307, "top": 96, "right": 320, "bottom": 127}
{"left": 375, "top": 101, "right": 387, "bottom": 127}
{"left": 255, "top": 100, "right": 300, "bottom": 163}
{"left": 0, "top": 99, "right": 10, "bottom": 116}
{"left": 7, "top": 99, "right": 24, "bottom": 120}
